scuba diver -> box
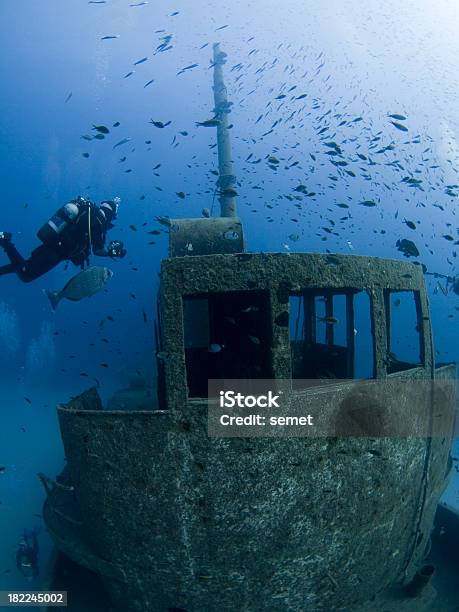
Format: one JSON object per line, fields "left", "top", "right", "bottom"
{"left": 16, "top": 527, "right": 40, "bottom": 580}
{"left": 0, "top": 196, "right": 126, "bottom": 283}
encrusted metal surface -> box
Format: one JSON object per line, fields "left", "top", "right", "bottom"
{"left": 56, "top": 387, "right": 454, "bottom": 611}
{"left": 168, "top": 218, "right": 244, "bottom": 257}
{"left": 45, "top": 252, "right": 456, "bottom": 611}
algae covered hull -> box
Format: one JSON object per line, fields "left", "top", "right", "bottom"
{"left": 43, "top": 252, "right": 456, "bottom": 611}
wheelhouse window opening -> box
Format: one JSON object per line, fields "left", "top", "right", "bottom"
{"left": 290, "top": 290, "right": 375, "bottom": 381}
{"left": 384, "top": 290, "right": 424, "bottom": 373}
{"left": 183, "top": 291, "right": 272, "bottom": 398}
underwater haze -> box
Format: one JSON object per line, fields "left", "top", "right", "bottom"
{"left": 0, "top": 0, "right": 458, "bottom": 600}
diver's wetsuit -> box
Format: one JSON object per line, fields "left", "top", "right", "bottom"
{"left": 0, "top": 203, "right": 109, "bottom": 283}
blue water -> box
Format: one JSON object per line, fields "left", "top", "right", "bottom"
{"left": 0, "top": 0, "right": 458, "bottom": 601}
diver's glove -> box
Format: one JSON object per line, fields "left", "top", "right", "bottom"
{"left": 108, "top": 240, "right": 127, "bottom": 258}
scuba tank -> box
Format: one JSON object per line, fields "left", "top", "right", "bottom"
{"left": 37, "top": 197, "right": 86, "bottom": 245}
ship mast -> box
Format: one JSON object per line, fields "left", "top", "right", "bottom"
{"left": 167, "top": 43, "right": 244, "bottom": 257}
{"left": 212, "top": 43, "right": 237, "bottom": 218}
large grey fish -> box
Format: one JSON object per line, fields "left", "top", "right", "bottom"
{"left": 45, "top": 266, "right": 113, "bottom": 310}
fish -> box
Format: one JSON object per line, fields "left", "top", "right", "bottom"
{"left": 24, "top": 397, "right": 32, "bottom": 405}
{"left": 144, "top": 79, "right": 155, "bottom": 88}
{"left": 317, "top": 316, "right": 339, "bottom": 324}
{"left": 294, "top": 184, "right": 308, "bottom": 194}
{"left": 201, "top": 208, "right": 211, "bottom": 218}
{"left": 45, "top": 266, "right": 113, "bottom": 310}
{"left": 248, "top": 335, "right": 261, "bottom": 345}
{"left": 241, "top": 306, "right": 259, "bottom": 313}
{"left": 388, "top": 113, "right": 407, "bottom": 121}
{"left": 155, "top": 216, "right": 171, "bottom": 227}
{"left": 113, "top": 121, "right": 120, "bottom": 127}
{"left": 404, "top": 219, "right": 416, "bottom": 230}
{"left": 113, "top": 138, "right": 130, "bottom": 149}
{"left": 124, "top": 71, "right": 134, "bottom": 79}
{"left": 130, "top": 1, "right": 148, "bottom": 5}
{"left": 359, "top": 200, "right": 377, "bottom": 207}
{"left": 0, "top": 466, "right": 6, "bottom": 473}
{"left": 101, "top": 35, "right": 119, "bottom": 40}
{"left": 208, "top": 343, "right": 223, "bottom": 353}
{"left": 65, "top": 92, "right": 73, "bottom": 103}
{"left": 390, "top": 121, "right": 408, "bottom": 132}
{"left": 396, "top": 239, "right": 420, "bottom": 258}
{"left": 176, "top": 192, "right": 186, "bottom": 199}
{"left": 150, "top": 120, "right": 171, "bottom": 128}
{"left": 93, "top": 125, "right": 109, "bottom": 134}
{"left": 134, "top": 57, "right": 148, "bottom": 65}
{"left": 215, "top": 24, "right": 229, "bottom": 30}
{"left": 177, "top": 63, "right": 198, "bottom": 76}
{"left": 196, "top": 119, "right": 221, "bottom": 127}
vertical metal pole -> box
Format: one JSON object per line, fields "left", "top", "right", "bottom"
{"left": 346, "top": 292, "right": 355, "bottom": 378}
{"left": 212, "top": 43, "right": 237, "bottom": 218}
{"left": 325, "top": 294, "right": 334, "bottom": 346}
